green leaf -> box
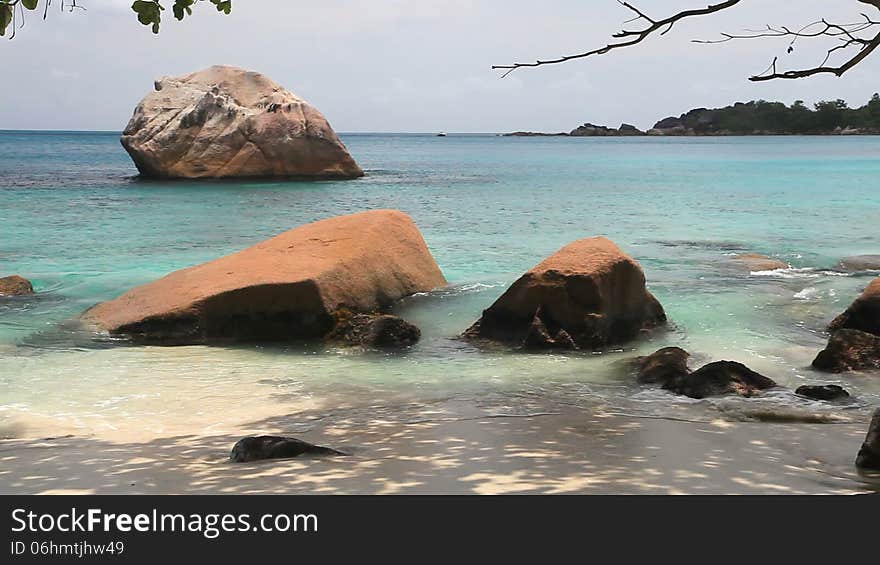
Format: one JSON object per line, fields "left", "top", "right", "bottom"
{"left": 210, "top": 0, "right": 232, "bottom": 15}
{"left": 22, "top": 0, "right": 39, "bottom": 11}
{"left": 0, "top": 5, "right": 12, "bottom": 37}
{"left": 132, "top": 1, "right": 162, "bottom": 30}
{"left": 172, "top": 0, "right": 195, "bottom": 21}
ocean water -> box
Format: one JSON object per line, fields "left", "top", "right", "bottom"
{"left": 1, "top": 131, "right": 879, "bottom": 438}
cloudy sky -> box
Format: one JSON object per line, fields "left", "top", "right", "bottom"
{"left": 3, "top": 0, "right": 879, "bottom": 132}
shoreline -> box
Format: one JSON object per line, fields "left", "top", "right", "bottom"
{"left": 1, "top": 399, "right": 877, "bottom": 495}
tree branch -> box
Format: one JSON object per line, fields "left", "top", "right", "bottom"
{"left": 492, "top": 0, "right": 743, "bottom": 77}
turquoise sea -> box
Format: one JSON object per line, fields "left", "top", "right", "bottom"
{"left": 1, "top": 131, "right": 879, "bottom": 438}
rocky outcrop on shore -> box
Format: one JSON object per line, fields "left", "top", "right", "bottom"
{"left": 633, "top": 347, "right": 777, "bottom": 399}
{"left": 0, "top": 275, "right": 34, "bottom": 296}
{"left": 504, "top": 95, "right": 880, "bottom": 137}
{"left": 813, "top": 279, "right": 880, "bottom": 372}
{"left": 463, "top": 237, "right": 666, "bottom": 350}
{"left": 121, "top": 65, "right": 363, "bottom": 180}
{"left": 83, "top": 210, "right": 446, "bottom": 345}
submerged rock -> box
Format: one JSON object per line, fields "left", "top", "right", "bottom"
{"left": 663, "top": 360, "right": 777, "bottom": 399}
{"left": 121, "top": 65, "right": 363, "bottom": 179}
{"left": 856, "top": 409, "right": 880, "bottom": 472}
{"left": 463, "top": 237, "right": 666, "bottom": 350}
{"left": 0, "top": 275, "right": 34, "bottom": 297}
{"left": 729, "top": 253, "right": 789, "bottom": 272}
{"left": 83, "top": 210, "right": 446, "bottom": 345}
{"left": 812, "top": 329, "right": 880, "bottom": 373}
{"left": 230, "top": 436, "right": 346, "bottom": 463}
{"left": 634, "top": 347, "right": 690, "bottom": 384}
{"left": 794, "top": 384, "right": 850, "bottom": 401}
{"left": 838, "top": 255, "right": 880, "bottom": 272}
{"left": 326, "top": 309, "right": 421, "bottom": 349}
{"left": 813, "top": 279, "right": 880, "bottom": 373}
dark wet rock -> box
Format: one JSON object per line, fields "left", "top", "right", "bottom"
{"left": 838, "top": 255, "right": 880, "bottom": 272}
{"left": 463, "top": 237, "right": 666, "bottom": 351}
{"left": 326, "top": 309, "right": 421, "bottom": 348}
{"left": 230, "top": 436, "right": 346, "bottom": 463}
{"left": 0, "top": 276, "right": 34, "bottom": 297}
{"left": 795, "top": 384, "right": 850, "bottom": 401}
{"left": 634, "top": 347, "right": 691, "bottom": 384}
{"left": 828, "top": 278, "right": 880, "bottom": 337}
{"left": 663, "top": 360, "right": 777, "bottom": 399}
{"left": 856, "top": 409, "right": 880, "bottom": 471}
{"left": 812, "top": 328, "right": 880, "bottom": 373}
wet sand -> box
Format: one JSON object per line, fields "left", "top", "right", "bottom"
{"left": 1, "top": 399, "right": 877, "bottom": 495}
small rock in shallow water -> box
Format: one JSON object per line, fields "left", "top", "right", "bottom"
{"left": 795, "top": 384, "right": 850, "bottom": 401}
{"left": 0, "top": 275, "right": 34, "bottom": 296}
{"left": 634, "top": 347, "right": 691, "bottom": 384}
{"left": 856, "top": 409, "right": 880, "bottom": 472}
{"left": 327, "top": 309, "right": 421, "bottom": 348}
{"left": 663, "top": 360, "right": 777, "bottom": 399}
{"left": 230, "top": 436, "right": 346, "bottom": 463}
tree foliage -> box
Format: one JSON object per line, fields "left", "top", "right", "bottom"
{"left": 0, "top": 0, "right": 232, "bottom": 38}
{"left": 659, "top": 94, "right": 880, "bottom": 134}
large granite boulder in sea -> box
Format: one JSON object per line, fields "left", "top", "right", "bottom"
{"left": 813, "top": 278, "right": 880, "bottom": 372}
{"left": 0, "top": 275, "right": 34, "bottom": 296}
{"left": 463, "top": 237, "right": 666, "bottom": 350}
{"left": 121, "top": 65, "right": 363, "bottom": 179}
{"left": 83, "top": 210, "right": 446, "bottom": 344}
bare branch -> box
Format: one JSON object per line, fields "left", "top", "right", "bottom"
{"left": 493, "top": 0, "right": 880, "bottom": 82}
{"left": 492, "top": 0, "right": 743, "bottom": 77}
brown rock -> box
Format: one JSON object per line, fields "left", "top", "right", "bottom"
{"left": 83, "top": 210, "right": 446, "bottom": 344}
{"left": 828, "top": 278, "right": 880, "bottom": 336}
{"left": 463, "top": 237, "right": 666, "bottom": 350}
{"left": 0, "top": 276, "right": 34, "bottom": 296}
{"left": 856, "top": 409, "right": 880, "bottom": 471}
{"left": 635, "top": 347, "right": 690, "bottom": 384}
{"left": 729, "top": 253, "right": 789, "bottom": 272}
{"left": 812, "top": 329, "right": 880, "bottom": 373}
{"left": 121, "top": 65, "right": 363, "bottom": 179}
{"left": 663, "top": 360, "right": 777, "bottom": 399}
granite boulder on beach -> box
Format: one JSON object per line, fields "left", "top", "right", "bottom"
{"left": 463, "top": 237, "right": 666, "bottom": 350}
{"left": 121, "top": 65, "right": 363, "bottom": 180}
{"left": 83, "top": 210, "right": 446, "bottom": 345}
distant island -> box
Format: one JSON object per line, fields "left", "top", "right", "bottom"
{"left": 506, "top": 94, "right": 880, "bottom": 137}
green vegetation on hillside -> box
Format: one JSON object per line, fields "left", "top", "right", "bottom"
{"left": 659, "top": 94, "right": 880, "bottom": 134}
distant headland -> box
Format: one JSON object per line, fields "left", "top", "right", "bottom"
{"left": 506, "top": 94, "right": 880, "bottom": 137}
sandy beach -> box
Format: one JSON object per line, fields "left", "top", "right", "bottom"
{"left": 2, "top": 396, "right": 877, "bottom": 495}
